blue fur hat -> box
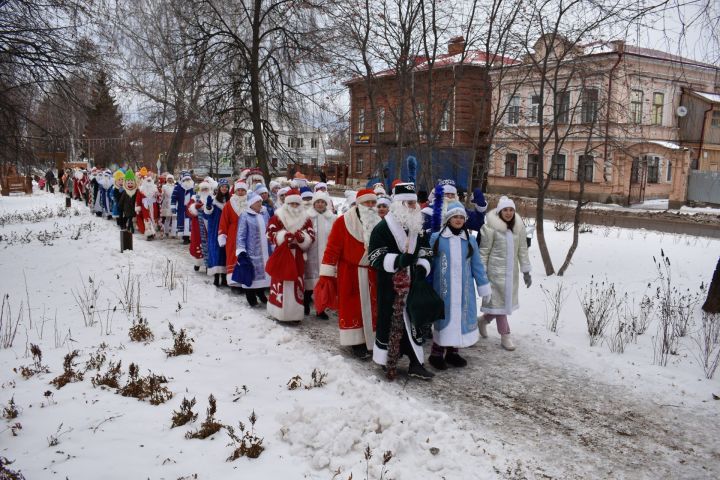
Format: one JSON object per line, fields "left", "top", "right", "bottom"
{"left": 218, "top": 178, "right": 229, "bottom": 186}
{"left": 443, "top": 201, "right": 467, "bottom": 223}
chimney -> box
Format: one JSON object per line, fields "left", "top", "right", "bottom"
{"left": 448, "top": 36, "right": 465, "bottom": 56}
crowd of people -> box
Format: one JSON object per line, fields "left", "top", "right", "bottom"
{"left": 61, "top": 166, "right": 532, "bottom": 381}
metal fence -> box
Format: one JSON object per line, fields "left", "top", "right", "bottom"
{"left": 687, "top": 171, "right": 720, "bottom": 205}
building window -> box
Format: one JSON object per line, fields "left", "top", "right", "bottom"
{"left": 527, "top": 154, "right": 539, "bottom": 179}
{"left": 287, "top": 137, "right": 292, "bottom": 148}
{"left": 581, "top": 88, "right": 599, "bottom": 124}
{"left": 651, "top": 92, "right": 664, "bottom": 125}
{"left": 245, "top": 136, "right": 253, "bottom": 147}
{"left": 356, "top": 155, "right": 363, "bottom": 173}
{"left": 550, "top": 154, "right": 566, "bottom": 180}
{"left": 377, "top": 107, "right": 385, "bottom": 133}
{"left": 504, "top": 153, "right": 517, "bottom": 177}
{"left": 630, "top": 90, "right": 643, "bottom": 124}
{"left": 666, "top": 160, "right": 672, "bottom": 182}
{"left": 577, "top": 155, "right": 594, "bottom": 182}
{"left": 530, "top": 95, "right": 541, "bottom": 123}
{"left": 271, "top": 157, "right": 278, "bottom": 167}
{"left": 440, "top": 104, "right": 450, "bottom": 131}
{"left": 555, "top": 91, "right": 570, "bottom": 123}
{"left": 712, "top": 110, "right": 720, "bottom": 127}
{"left": 507, "top": 96, "right": 520, "bottom": 124}
{"left": 311, "top": 137, "right": 318, "bottom": 149}
{"left": 647, "top": 156, "right": 659, "bottom": 183}
{"left": 357, "top": 108, "right": 365, "bottom": 133}
{"left": 416, "top": 103, "right": 425, "bottom": 132}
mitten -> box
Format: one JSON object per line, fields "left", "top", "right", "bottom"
{"left": 206, "top": 195, "right": 213, "bottom": 206}
{"left": 218, "top": 234, "right": 227, "bottom": 247}
{"left": 523, "top": 272, "right": 532, "bottom": 288}
{"left": 395, "top": 252, "right": 417, "bottom": 269}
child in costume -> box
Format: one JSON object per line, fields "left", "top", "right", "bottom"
{"left": 118, "top": 169, "right": 139, "bottom": 233}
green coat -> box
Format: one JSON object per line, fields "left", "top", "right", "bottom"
{"left": 368, "top": 214, "right": 432, "bottom": 365}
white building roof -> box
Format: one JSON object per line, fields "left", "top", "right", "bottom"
{"left": 648, "top": 140, "right": 685, "bottom": 150}
{"left": 690, "top": 91, "right": 720, "bottom": 104}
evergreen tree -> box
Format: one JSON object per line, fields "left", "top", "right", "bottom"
{"left": 84, "top": 70, "right": 124, "bottom": 168}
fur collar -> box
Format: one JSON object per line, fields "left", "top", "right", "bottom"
{"left": 276, "top": 205, "right": 308, "bottom": 233}
{"left": 384, "top": 213, "right": 417, "bottom": 253}
{"left": 440, "top": 227, "right": 468, "bottom": 240}
{"left": 343, "top": 206, "right": 364, "bottom": 244}
{"left": 485, "top": 209, "right": 523, "bottom": 234}
{"left": 308, "top": 208, "right": 335, "bottom": 220}
{"left": 212, "top": 198, "right": 226, "bottom": 210}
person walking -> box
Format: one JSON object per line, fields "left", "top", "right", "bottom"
{"left": 303, "top": 191, "right": 336, "bottom": 318}
{"left": 234, "top": 193, "right": 272, "bottom": 306}
{"left": 478, "top": 196, "right": 532, "bottom": 351}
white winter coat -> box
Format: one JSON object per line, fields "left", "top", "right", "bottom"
{"left": 304, "top": 208, "right": 336, "bottom": 290}
{"left": 479, "top": 210, "right": 531, "bottom": 315}
{"left": 161, "top": 184, "right": 176, "bottom": 217}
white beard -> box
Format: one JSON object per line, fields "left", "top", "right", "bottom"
{"left": 277, "top": 204, "right": 308, "bottom": 233}
{"left": 139, "top": 180, "right": 156, "bottom": 197}
{"left": 358, "top": 204, "right": 381, "bottom": 246}
{"left": 390, "top": 202, "right": 423, "bottom": 235}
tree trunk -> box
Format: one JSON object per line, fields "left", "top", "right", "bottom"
{"left": 535, "top": 188, "right": 555, "bottom": 275}
{"left": 557, "top": 200, "right": 582, "bottom": 276}
{"left": 250, "top": 0, "right": 270, "bottom": 184}
{"left": 703, "top": 257, "right": 720, "bottom": 313}
{"left": 165, "top": 121, "right": 188, "bottom": 174}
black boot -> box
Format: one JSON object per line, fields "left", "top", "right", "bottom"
{"left": 182, "top": 236, "right": 190, "bottom": 244}
{"left": 428, "top": 355, "right": 448, "bottom": 371}
{"left": 351, "top": 344, "right": 370, "bottom": 360}
{"left": 213, "top": 273, "right": 220, "bottom": 287}
{"left": 257, "top": 290, "right": 268, "bottom": 304}
{"left": 316, "top": 310, "right": 329, "bottom": 320}
{"left": 245, "top": 290, "right": 258, "bottom": 307}
{"left": 221, "top": 274, "right": 228, "bottom": 287}
{"left": 194, "top": 265, "right": 200, "bottom": 271}
{"left": 408, "top": 362, "right": 435, "bottom": 380}
{"left": 444, "top": 351, "right": 468, "bottom": 368}
{"left": 303, "top": 291, "right": 312, "bottom": 316}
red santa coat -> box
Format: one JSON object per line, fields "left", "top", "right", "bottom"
{"left": 266, "top": 207, "right": 315, "bottom": 322}
{"left": 135, "top": 188, "right": 160, "bottom": 237}
{"left": 319, "top": 206, "right": 377, "bottom": 348}
{"left": 187, "top": 196, "right": 204, "bottom": 263}
{"left": 218, "top": 195, "right": 246, "bottom": 286}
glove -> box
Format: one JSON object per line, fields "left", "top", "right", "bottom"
{"left": 218, "top": 234, "right": 227, "bottom": 247}
{"left": 206, "top": 195, "right": 213, "bottom": 206}
{"left": 395, "top": 252, "right": 417, "bottom": 269}
{"left": 284, "top": 232, "right": 296, "bottom": 244}
{"left": 523, "top": 272, "right": 532, "bottom": 288}
{"left": 171, "top": 206, "right": 177, "bottom": 215}
{"left": 295, "top": 231, "right": 305, "bottom": 243}
{"left": 134, "top": 206, "right": 141, "bottom": 214}
{"left": 238, "top": 251, "right": 249, "bottom": 258}
{"left": 414, "top": 265, "right": 427, "bottom": 279}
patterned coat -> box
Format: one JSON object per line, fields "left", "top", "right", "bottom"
{"left": 236, "top": 207, "right": 272, "bottom": 289}
{"left": 202, "top": 197, "right": 227, "bottom": 275}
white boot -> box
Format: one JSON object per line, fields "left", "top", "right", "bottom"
{"left": 501, "top": 334, "right": 515, "bottom": 351}
{"left": 478, "top": 316, "right": 488, "bottom": 339}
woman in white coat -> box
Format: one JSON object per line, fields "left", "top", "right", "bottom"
{"left": 478, "top": 196, "right": 532, "bottom": 350}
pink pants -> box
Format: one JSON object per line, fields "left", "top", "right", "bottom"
{"left": 483, "top": 314, "right": 510, "bottom": 335}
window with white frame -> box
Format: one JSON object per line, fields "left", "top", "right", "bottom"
{"left": 651, "top": 92, "right": 664, "bottom": 125}
{"left": 504, "top": 153, "right": 517, "bottom": 177}
{"left": 440, "top": 104, "right": 450, "bottom": 131}
{"left": 507, "top": 96, "right": 520, "bottom": 124}
{"left": 377, "top": 107, "right": 385, "bottom": 133}
{"left": 311, "top": 137, "right": 318, "bottom": 149}
{"left": 581, "top": 88, "right": 599, "bottom": 124}
{"left": 555, "top": 91, "right": 570, "bottom": 123}
{"left": 527, "top": 154, "right": 539, "bottom": 178}
{"left": 577, "top": 155, "right": 594, "bottom": 182}
{"left": 550, "top": 154, "right": 566, "bottom": 180}
{"left": 630, "top": 90, "right": 643, "bottom": 124}
{"left": 357, "top": 107, "right": 365, "bottom": 133}
{"left": 356, "top": 154, "right": 363, "bottom": 173}
{"left": 646, "top": 156, "right": 660, "bottom": 183}
{"left": 530, "top": 95, "right": 541, "bottom": 123}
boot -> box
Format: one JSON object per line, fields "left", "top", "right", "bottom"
{"left": 428, "top": 355, "right": 448, "bottom": 371}
{"left": 351, "top": 344, "right": 370, "bottom": 360}
{"left": 478, "top": 316, "right": 488, "bottom": 338}
{"left": 316, "top": 310, "right": 329, "bottom": 320}
{"left": 257, "top": 290, "right": 268, "bottom": 304}
{"left": 445, "top": 351, "right": 468, "bottom": 367}
{"left": 194, "top": 265, "right": 200, "bottom": 271}
{"left": 245, "top": 290, "right": 258, "bottom": 307}
{"left": 303, "top": 291, "right": 312, "bottom": 316}
{"left": 501, "top": 334, "right": 516, "bottom": 351}
{"left": 213, "top": 273, "right": 220, "bottom": 287}
{"left": 221, "top": 274, "right": 228, "bottom": 287}
{"left": 182, "top": 236, "right": 190, "bottom": 244}
{"left": 407, "top": 362, "right": 435, "bottom": 381}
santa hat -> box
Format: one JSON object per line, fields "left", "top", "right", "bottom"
{"left": 392, "top": 182, "right": 417, "bottom": 202}
{"left": 103, "top": 169, "right": 112, "bottom": 176}
{"left": 198, "top": 181, "right": 212, "bottom": 193}
{"left": 269, "top": 180, "right": 280, "bottom": 191}
{"left": 300, "top": 186, "right": 313, "bottom": 200}
{"left": 312, "top": 191, "right": 331, "bottom": 205}
{"left": 247, "top": 192, "right": 263, "bottom": 207}
{"left": 373, "top": 182, "right": 386, "bottom": 195}
{"left": 124, "top": 169, "right": 136, "bottom": 181}
{"left": 496, "top": 196, "right": 516, "bottom": 212}
{"left": 356, "top": 188, "right": 377, "bottom": 204}
{"left": 234, "top": 181, "right": 249, "bottom": 193}
{"left": 437, "top": 179, "right": 457, "bottom": 195}
{"left": 377, "top": 196, "right": 391, "bottom": 207}
{"left": 204, "top": 176, "right": 217, "bottom": 190}
{"left": 239, "top": 168, "right": 251, "bottom": 180}
{"left": 278, "top": 186, "right": 290, "bottom": 196}
{"left": 165, "top": 174, "right": 175, "bottom": 182}
{"left": 284, "top": 188, "right": 302, "bottom": 204}
{"left": 314, "top": 182, "right": 327, "bottom": 191}
{"left": 180, "top": 171, "right": 192, "bottom": 182}
{"left": 254, "top": 184, "right": 269, "bottom": 195}
{"left": 444, "top": 201, "right": 467, "bottom": 223}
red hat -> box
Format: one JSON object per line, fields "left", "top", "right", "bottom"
{"left": 284, "top": 188, "right": 302, "bottom": 204}
{"left": 391, "top": 179, "right": 402, "bottom": 189}
{"left": 356, "top": 188, "right": 377, "bottom": 204}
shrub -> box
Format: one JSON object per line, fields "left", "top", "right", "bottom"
{"left": 579, "top": 277, "right": 617, "bottom": 346}
{"left": 171, "top": 397, "right": 198, "bottom": 428}
{"left": 226, "top": 411, "right": 264, "bottom": 460}
{"left": 128, "top": 317, "right": 154, "bottom": 342}
{"left": 163, "top": 323, "right": 193, "bottom": 357}
{"left": 50, "top": 350, "right": 84, "bottom": 389}
{"left": 185, "top": 395, "right": 223, "bottom": 439}
{"left": 91, "top": 361, "right": 123, "bottom": 389}
{"left": 118, "top": 363, "right": 172, "bottom": 405}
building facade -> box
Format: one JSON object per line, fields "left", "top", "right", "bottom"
{"left": 489, "top": 37, "right": 720, "bottom": 207}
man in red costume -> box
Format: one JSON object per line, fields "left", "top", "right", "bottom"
{"left": 218, "top": 181, "right": 248, "bottom": 289}
{"left": 135, "top": 175, "right": 161, "bottom": 240}
{"left": 315, "top": 188, "right": 382, "bottom": 358}
{"left": 266, "top": 189, "right": 315, "bottom": 322}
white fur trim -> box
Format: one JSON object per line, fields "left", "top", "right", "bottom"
{"left": 392, "top": 193, "right": 417, "bottom": 202}
{"left": 417, "top": 258, "right": 431, "bottom": 275}
{"left": 383, "top": 253, "right": 398, "bottom": 273}
{"left": 356, "top": 192, "right": 377, "bottom": 204}
{"left": 475, "top": 203, "right": 488, "bottom": 213}
{"left": 284, "top": 193, "right": 301, "bottom": 204}
{"left": 297, "top": 230, "right": 313, "bottom": 251}
{"left": 189, "top": 203, "right": 199, "bottom": 216}
{"left": 339, "top": 328, "right": 366, "bottom": 346}
{"left": 218, "top": 234, "right": 227, "bottom": 247}
{"left": 276, "top": 230, "right": 287, "bottom": 245}
{"left": 496, "top": 195, "right": 516, "bottom": 213}
{"left": 443, "top": 184, "right": 457, "bottom": 195}
{"left": 319, "top": 264, "right": 336, "bottom": 277}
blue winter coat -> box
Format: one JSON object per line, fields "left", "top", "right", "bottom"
{"left": 235, "top": 208, "right": 273, "bottom": 289}
{"left": 111, "top": 187, "right": 122, "bottom": 218}
{"left": 172, "top": 184, "right": 194, "bottom": 236}
{"left": 430, "top": 228, "right": 491, "bottom": 347}
{"left": 201, "top": 198, "right": 227, "bottom": 275}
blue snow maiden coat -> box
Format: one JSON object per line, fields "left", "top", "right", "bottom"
{"left": 201, "top": 196, "right": 227, "bottom": 275}
{"left": 235, "top": 207, "right": 273, "bottom": 289}
{"left": 171, "top": 183, "right": 194, "bottom": 237}
{"left": 430, "top": 228, "right": 491, "bottom": 348}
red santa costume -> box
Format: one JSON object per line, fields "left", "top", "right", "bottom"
{"left": 218, "top": 181, "right": 248, "bottom": 288}
{"left": 187, "top": 182, "right": 212, "bottom": 268}
{"left": 266, "top": 189, "right": 316, "bottom": 322}
{"left": 316, "top": 189, "right": 381, "bottom": 349}
{"left": 135, "top": 176, "right": 161, "bottom": 239}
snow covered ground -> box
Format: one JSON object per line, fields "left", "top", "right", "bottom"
{"left": 0, "top": 192, "right": 718, "bottom": 479}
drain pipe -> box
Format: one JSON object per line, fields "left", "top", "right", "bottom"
{"left": 697, "top": 102, "right": 714, "bottom": 169}
{"left": 604, "top": 42, "right": 623, "bottom": 183}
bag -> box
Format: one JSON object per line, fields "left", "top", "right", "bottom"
{"left": 314, "top": 276, "right": 338, "bottom": 312}
{"left": 232, "top": 254, "right": 255, "bottom": 287}
{"left": 264, "top": 242, "right": 297, "bottom": 281}
{"left": 406, "top": 276, "right": 444, "bottom": 331}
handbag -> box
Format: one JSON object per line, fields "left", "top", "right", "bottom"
{"left": 232, "top": 254, "right": 255, "bottom": 287}
{"left": 406, "top": 274, "right": 445, "bottom": 331}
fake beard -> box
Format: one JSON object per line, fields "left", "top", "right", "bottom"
{"left": 139, "top": 180, "right": 157, "bottom": 197}
{"left": 181, "top": 179, "right": 194, "bottom": 191}
{"left": 358, "top": 204, "right": 381, "bottom": 246}
{"left": 390, "top": 202, "right": 423, "bottom": 234}
{"left": 280, "top": 204, "right": 308, "bottom": 233}
{"left": 303, "top": 199, "right": 313, "bottom": 210}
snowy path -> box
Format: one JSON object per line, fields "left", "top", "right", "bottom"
{"left": 157, "top": 231, "right": 720, "bottom": 479}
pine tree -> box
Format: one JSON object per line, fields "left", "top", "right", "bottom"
{"left": 84, "top": 70, "right": 124, "bottom": 168}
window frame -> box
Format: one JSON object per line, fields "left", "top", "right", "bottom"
{"left": 310, "top": 137, "right": 318, "bottom": 149}
{"left": 504, "top": 153, "right": 518, "bottom": 177}
{"left": 647, "top": 156, "right": 660, "bottom": 183}
{"left": 711, "top": 110, "right": 720, "bottom": 128}
{"left": 550, "top": 153, "right": 566, "bottom": 180}
{"left": 377, "top": 107, "right": 385, "bottom": 133}
{"left": 666, "top": 159, "right": 672, "bottom": 182}
{"left": 507, "top": 95, "right": 520, "bottom": 124}
{"left": 630, "top": 89, "right": 643, "bottom": 124}
{"left": 577, "top": 154, "right": 594, "bottom": 183}
{"left": 527, "top": 154, "right": 539, "bottom": 179}
{"left": 440, "top": 104, "right": 450, "bottom": 131}
{"left": 555, "top": 91, "right": 570, "bottom": 124}
{"left": 357, "top": 107, "right": 365, "bottom": 133}
{"left": 355, "top": 155, "right": 363, "bottom": 173}
{"left": 581, "top": 88, "right": 599, "bottom": 124}
{"left": 530, "top": 95, "right": 541, "bottom": 123}
{"left": 651, "top": 92, "right": 664, "bottom": 126}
